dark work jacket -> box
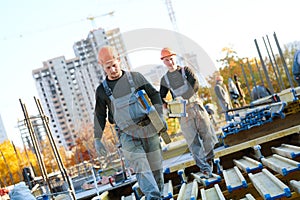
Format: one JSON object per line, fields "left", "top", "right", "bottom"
{"left": 94, "top": 70, "right": 163, "bottom": 139}
{"left": 159, "top": 66, "right": 199, "bottom": 103}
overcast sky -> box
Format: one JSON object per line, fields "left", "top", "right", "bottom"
{"left": 1, "top": 0, "right": 299, "bottom": 147}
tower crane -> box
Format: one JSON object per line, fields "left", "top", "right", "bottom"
{"left": 163, "top": 0, "right": 205, "bottom": 82}
{"left": 163, "top": 0, "right": 186, "bottom": 65}
{"left": 86, "top": 11, "right": 115, "bottom": 29}
{"left": 164, "top": 0, "right": 179, "bottom": 32}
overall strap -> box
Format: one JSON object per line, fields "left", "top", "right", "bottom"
{"left": 163, "top": 67, "right": 188, "bottom": 97}
{"left": 102, "top": 79, "right": 114, "bottom": 100}
{"left": 102, "top": 71, "right": 136, "bottom": 100}
{"left": 125, "top": 71, "right": 136, "bottom": 93}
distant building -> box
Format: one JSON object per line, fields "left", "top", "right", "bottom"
{"left": 17, "top": 116, "right": 47, "bottom": 152}
{"left": 0, "top": 114, "right": 8, "bottom": 143}
{"left": 134, "top": 65, "right": 167, "bottom": 90}
{"left": 32, "top": 56, "right": 85, "bottom": 149}
{"left": 31, "top": 27, "right": 128, "bottom": 150}
{"left": 184, "top": 52, "right": 209, "bottom": 87}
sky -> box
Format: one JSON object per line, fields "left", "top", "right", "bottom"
{"left": 1, "top": 0, "right": 299, "bottom": 148}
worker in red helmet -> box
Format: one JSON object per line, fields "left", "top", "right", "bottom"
{"left": 159, "top": 47, "right": 218, "bottom": 179}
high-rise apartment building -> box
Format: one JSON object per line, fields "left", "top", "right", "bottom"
{"left": 0, "top": 114, "right": 8, "bottom": 143}
{"left": 32, "top": 56, "right": 85, "bottom": 149}
{"left": 31, "top": 28, "right": 128, "bottom": 150}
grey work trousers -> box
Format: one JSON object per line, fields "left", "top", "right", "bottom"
{"left": 179, "top": 102, "right": 218, "bottom": 174}
{"left": 120, "top": 131, "right": 164, "bottom": 200}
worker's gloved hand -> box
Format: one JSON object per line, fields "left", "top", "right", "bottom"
{"left": 95, "top": 138, "right": 107, "bottom": 157}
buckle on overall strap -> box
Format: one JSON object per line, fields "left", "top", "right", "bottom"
{"left": 136, "top": 116, "right": 151, "bottom": 127}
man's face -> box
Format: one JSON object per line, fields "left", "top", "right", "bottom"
{"left": 102, "top": 59, "right": 122, "bottom": 80}
{"left": 162, "top": 55, "right": 177, "bottom": 72}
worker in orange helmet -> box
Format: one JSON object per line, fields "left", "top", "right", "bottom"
{"left": 159, "top": 47, "right": 218, "bottom": 179}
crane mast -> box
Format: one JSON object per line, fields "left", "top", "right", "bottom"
{"left": 164, "top": 0, "right": 186, "bottom": 66}
{"left": 165, "top": 0, "right": 179, "bottom": 32}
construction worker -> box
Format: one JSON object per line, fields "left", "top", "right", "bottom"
{"left": 292, "top": 49, "right": 300, "bottom": 86}
{"left": 233, "top": 74, "right": 247, "bottom": 106}
{"left": 214, "top": 75, "right": 233, "bottom": 122}
{"left": 94, "top": 46, "right": 166, "bottom": 199}
{"left": 159, "top": 47, "right": 218, "bottom": 179}
{"left": 228, "top": 77, "right": 241, "bottom": 108}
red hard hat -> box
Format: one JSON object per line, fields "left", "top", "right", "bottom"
{"left": 160, "top": 47, "right": 176, "bottom": 60}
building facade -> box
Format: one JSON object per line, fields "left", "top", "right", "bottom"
{"left": 0, "top": 114, "right": 8, "bottom": 144}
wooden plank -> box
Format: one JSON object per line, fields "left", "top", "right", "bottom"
{"left": 248, "top": 169, "right": 291, "bottom": 200}
{"left": 233, "top": 156, "right": 263, "bottom": 173}
{"left": 165, "top": 159, "right": 195, "bottom": 174}
{"left": 261, "top": 154, "right": 300, "bottom": 176}
{"left": 200, "top": 184, "right": 225, "bottom": 200}
{"left": 271, "top": 144, "right": 300, "bottom": 159}
{"left": 215, "top": 125, "right": 300, "bottom": 158}
{"left": 177, "top": 180, "right": 198, "bottom": 200}
{"left": 162, "top": 139, "right": 189, "bottom": 160}
{"left": 163, "top": 180, "right": 173, "bottom": 199}
{"left": 223, "top": 166, "right": 247, "bottom": 192}
{"left": 240, "top": 193, "right": 256, "bottom": 200}
{"left": 290, "top": 180, "right": 300, "bottom": 194}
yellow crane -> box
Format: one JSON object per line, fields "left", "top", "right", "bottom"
{"left": 86, "top": 11, "right": 115, "bottom": 29}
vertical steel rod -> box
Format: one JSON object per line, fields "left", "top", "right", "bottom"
{"left": 19, "top": 99, "right": 53, "bottom": 196}
{"left": 262, "top": 36, "right": 283, "bottom": 91}
{"left": 273, "top": 32, "right": 294, "bottom": 88}
{"left": 266, "top": 35, "right": 285, "bottom": 90}
{"left": 34, "top": 97, "right": 76, "bottom": 200}
{"left": 254, "top": 39, "right": 274, "bottom": 93}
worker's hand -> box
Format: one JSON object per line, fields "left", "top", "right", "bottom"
{"left": 95, "top": 138, "right": 107, "bottom": 157}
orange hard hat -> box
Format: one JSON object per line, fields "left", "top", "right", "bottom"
{"left": 160, "top": 47, "right": 176, "bottom": 60}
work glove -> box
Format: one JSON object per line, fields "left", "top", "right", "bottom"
{"left": 94, "top": 138, "right": 107, "bottom": 157}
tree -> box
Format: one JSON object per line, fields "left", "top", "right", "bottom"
{"left": 0, "top": 140, "right": 38, "bottom": 186}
